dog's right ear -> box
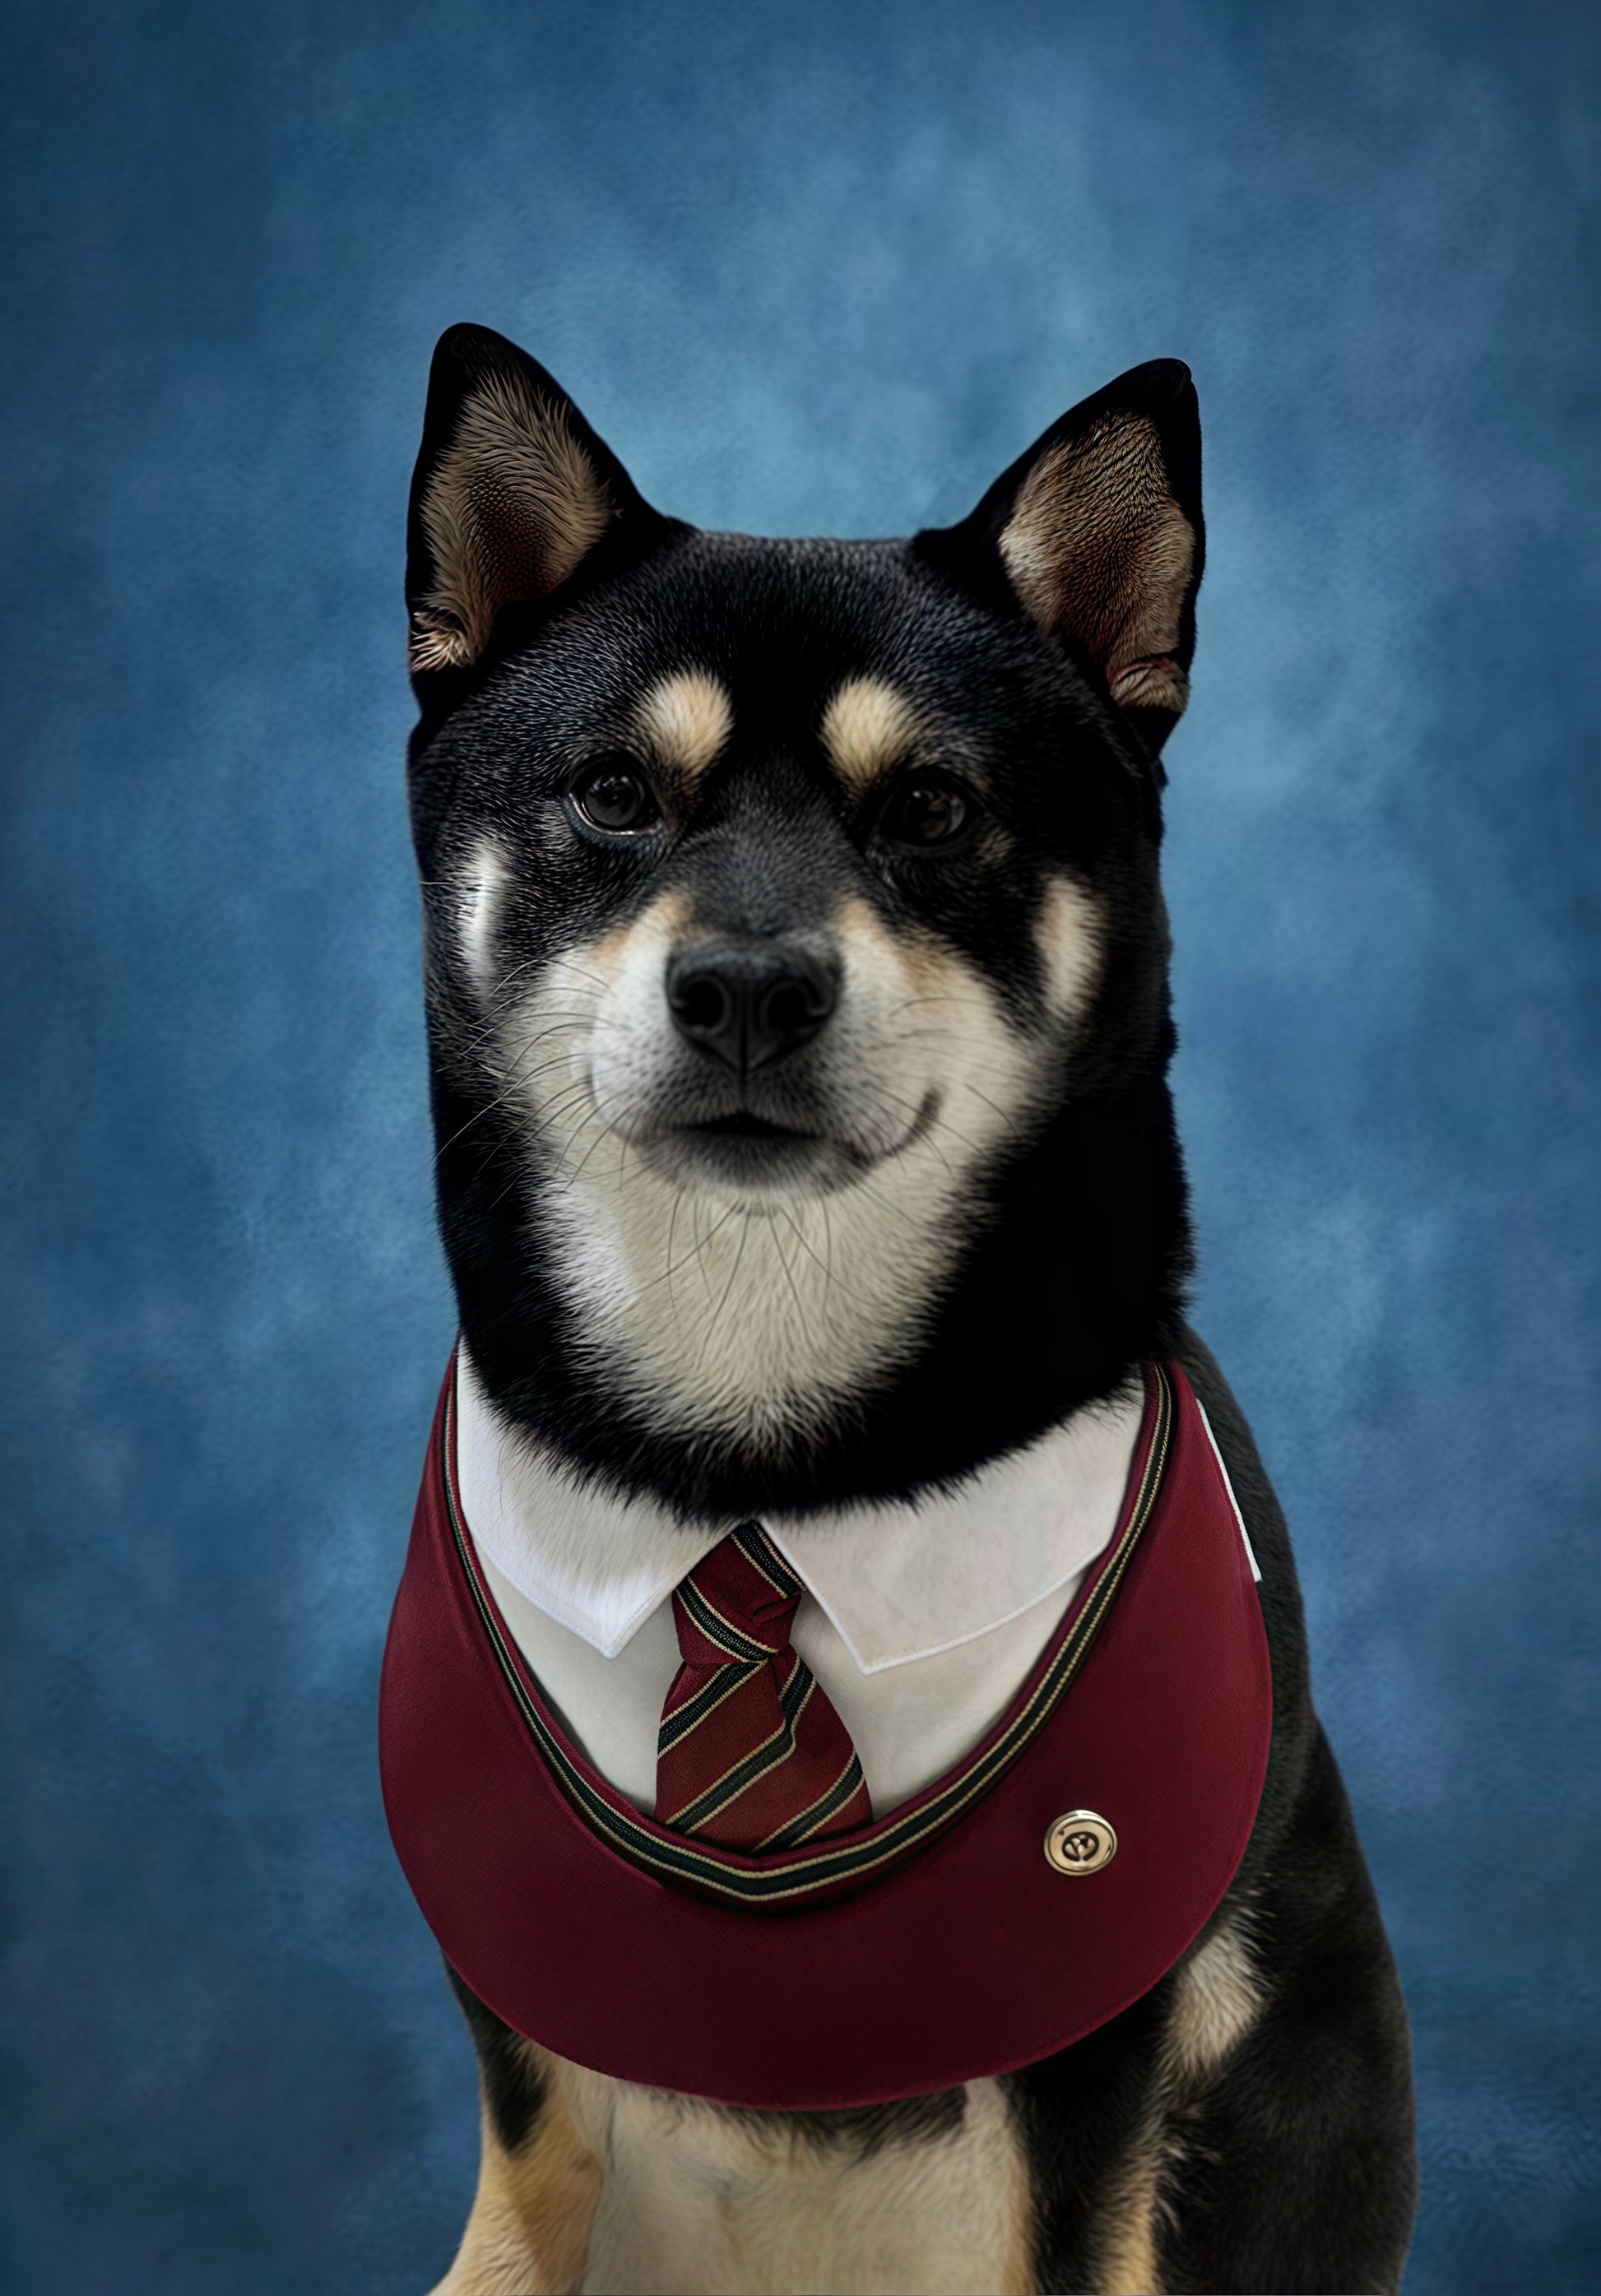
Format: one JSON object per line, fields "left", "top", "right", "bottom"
{"left": 406, "top": 324, "right": 665, "bottom": 678}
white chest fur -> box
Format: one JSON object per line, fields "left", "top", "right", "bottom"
{"left": 582, "top": 2074, "right": 1033, "bottom": 2295}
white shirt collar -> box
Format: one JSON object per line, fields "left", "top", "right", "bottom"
{"left": 454, "top": 1347, "right": 1146, "bottom": 1676}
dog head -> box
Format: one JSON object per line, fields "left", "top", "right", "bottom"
{"left": 406, "top": 326, "right": 1201, "bottom": 1510}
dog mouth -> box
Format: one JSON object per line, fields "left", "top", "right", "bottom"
{"left": 687, "top": 1112, "right": 823, "bottom": 1144}
{"left": 630, "top": 1093, "right": 939, "bottom": 1194}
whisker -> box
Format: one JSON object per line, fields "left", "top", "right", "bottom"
{"left": 850, "top": 1176, "right": 927, "bottom": 1231}
{"left": 777, "top": 1203, "right": 877, "bottom": 1312}
{"left": 619, "top": 1200, "right": 744, "bottom": 1301}
{"left": 883, "top": 992, "right": 970, "bottom": 1021}
{"left": 432, "top": 1061, "right": 572, "bottom": 1165}
{"left": 699, "top": 1209, "right": 754, "bottom": 1358}
{"left": 551, "top": 1095, "right": 606, "bottom": 1165}
{"left": 541, "top": 953, "right": 614, "bottom": 993}
{"left": 457, "top": 1004, "right": 594, "bottom": 1062}
{"left": 563, "top": 1105, "right": 625, "bottom": 1188}
{"left": 766, "top": 1212, "right": 814, "bottom": 1342}
{"left": 665, "top": 1185, "right": 685, "bottom": 1327}
{"left": 871, "top": 1087, "right": 963, "bottom": 1178}
{"left": 694, "top": 1195, "right": 720, "bottom": 1302}
{"left": 956, "top": 1080, "right": 1023, "bottom": 1134}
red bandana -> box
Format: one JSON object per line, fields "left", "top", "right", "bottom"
{"left": 380, "top": 1360, "right": 1272, "bottom": 2110}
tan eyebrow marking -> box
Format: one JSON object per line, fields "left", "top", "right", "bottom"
{"left": 634, "top": 671, "right": 733, "bottom": 782}
{"left": 820, "top": 676, "right": 921, "bottom": 794}
{"left": 1037, "top": 874, "right": 1104, "bottom": 1023}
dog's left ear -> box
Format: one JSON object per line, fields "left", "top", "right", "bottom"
{"left": 920, "top": 360, "right": 1203, "bottom": 757}
{"left": 406, "top": 323, "right": 667, "bottom": 678}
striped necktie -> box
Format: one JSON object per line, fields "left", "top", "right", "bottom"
{"left": 655, "top": 1524, "right": 873, "bottom": 1853}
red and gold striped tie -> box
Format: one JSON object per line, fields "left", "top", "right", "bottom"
{"left": 655, "top": 1524, "right": 873, "bottom": 1852}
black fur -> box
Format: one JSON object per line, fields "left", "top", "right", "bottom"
{"left": 720, "top": 2087, "right": 970, "bottom": 2160}
{"left": 1006, "top": 1333, "right": 1416, "bottom": 2291}
{"left": 445, "top": 1960, "right": 546, "bottom": 2156}
{"left": 411, "top": 326, "right": 1416, "bottom": 2290}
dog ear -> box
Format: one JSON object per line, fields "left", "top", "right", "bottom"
{"left": 921, "top": 360, "right": 1203, "bottom": 757}
{"left": 406, "top": 324, "right": 663, "bottom": 677}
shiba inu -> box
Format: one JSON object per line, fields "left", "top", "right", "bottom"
{"left": 385, "top": 322, "right": 1417, "bottom": 2294}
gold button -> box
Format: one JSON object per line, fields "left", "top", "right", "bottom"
{"left": 1044, "top": 1810, "right": 1117, "bottom": 1876}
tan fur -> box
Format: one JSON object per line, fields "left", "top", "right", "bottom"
{"left": 1106, "top": 657, "right": 1184, "bottom": 713}
{"left": 1092, "top": 1911, "right": 1265, "bottom": 2294}
{"left": 1036, "top": 874, "right": 1104, "bottom": 1024}
{"left": 443, "top": 2048, "right": 1033, "bottom": 2296}
{"left": 819, "top": 677, "right": 921, "bottom": 794}
{"left": 1094, "top": 2137, "right": 1169, "bottom": 2296}
{"left": 435, "top": 2072, "right": 604, "bottom": 2295}
{"left": 636, "top": 671, "right": 734, "bottom": 782}
{"left": 999, "top": 413, "right": 1194, "bottom": 718}
{"left": 1167, "top": 1911, "right": 1262, "bottom": 2085}
{"left": 411, "top": 372, "right": 614, "bottom": 671}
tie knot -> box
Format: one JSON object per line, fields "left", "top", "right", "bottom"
{"left": 673, "top": 1524, "right": 802, "bottom": 1665}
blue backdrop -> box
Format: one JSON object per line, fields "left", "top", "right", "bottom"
{"left": 3, "top": 2, "right": 1595, "bottom": 2289}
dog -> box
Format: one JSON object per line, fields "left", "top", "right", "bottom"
{"left": 385, "top": 322, "right": 1418, "bottom": 2294}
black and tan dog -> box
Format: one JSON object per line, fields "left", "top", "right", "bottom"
{"left": 395, "top": 323, "right": 1417, "bottom": 2294}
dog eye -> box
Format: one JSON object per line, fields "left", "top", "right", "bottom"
{"left": 879, "top": 774, "right": 977, "bottom": 849}
{"left": 570, "top": 758, "right": 661, "bottom": 834}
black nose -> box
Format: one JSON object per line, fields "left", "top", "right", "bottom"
{"left": 666, "top": 941, "right": 840, "bottom": 1073}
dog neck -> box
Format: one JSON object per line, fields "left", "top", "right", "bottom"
{"left": 440, "top": 1056, "right": 1190, "bottom": 1521}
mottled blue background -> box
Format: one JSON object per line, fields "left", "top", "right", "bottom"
{"left": 3, "top": 1, "right": 1595, "bottom": 2288}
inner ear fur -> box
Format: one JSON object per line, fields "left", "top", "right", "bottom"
{"left": 925, "top": 359, "right": 1204, "bottom": 754}
{"left": 406, "top": 324, "right": 659, "bottom": 675}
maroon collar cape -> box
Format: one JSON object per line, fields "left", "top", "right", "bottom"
{"left": 380, "top": 1361, "right": 1272, "bottom": 2111}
